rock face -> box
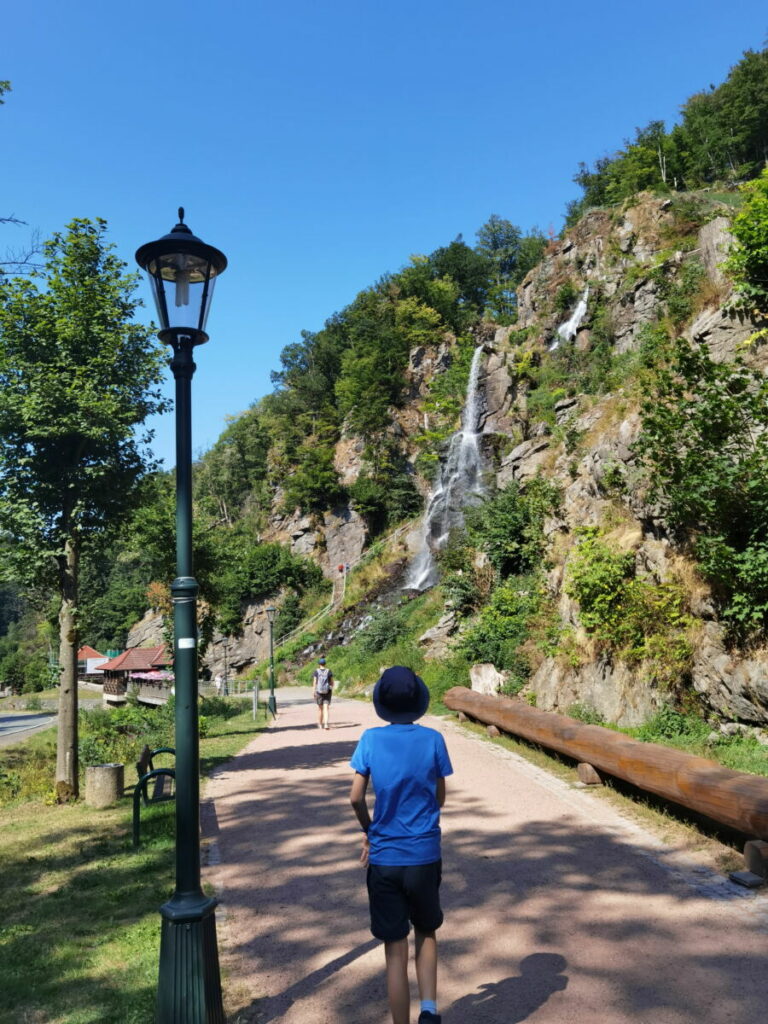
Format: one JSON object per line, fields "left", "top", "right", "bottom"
{"left": 127, "top": 610, "right": 165, "bottom": 649}
{"left": 264, "top": 505, "right": 367, "bottom": 579}
{"left": 204, "top": 605, "right": 272, "bottom": 680}
{"left": 692, "top": 623, "right": 768, "bottom": 724}
{"left": 530, "top": 657, "right": 656, "bottom": 727}
{"left": 466, "top": 194, "right": 768, "bottom": 728}
{"left": 418, "top": 611, "right": 458, "bottom": 661}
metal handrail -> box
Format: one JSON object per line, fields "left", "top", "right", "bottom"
{"left": 273, "top": 520, "right": 413, "bottom": 650}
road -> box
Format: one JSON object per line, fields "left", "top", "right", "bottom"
{"left": 0, "top": 712, "right": 56, "bottom": 748}
{"left": 202, "top": 689, "right": 768, "bottom": 1023}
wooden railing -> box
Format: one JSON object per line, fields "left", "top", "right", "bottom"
{"left": 443, "top": 687, "right": 768, "bottom": 841}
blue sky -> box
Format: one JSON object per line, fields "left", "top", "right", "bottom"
{"left": 3, "top": 1, "right": 767, "bottom": 466}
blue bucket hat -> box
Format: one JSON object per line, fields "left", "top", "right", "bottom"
{"left": 373, "top": 666, "right": 429, "bottom": 724}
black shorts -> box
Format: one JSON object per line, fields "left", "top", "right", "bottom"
{"left": 366, "top": 860, "right": 443, "bottom": 942}
{"left": 315, "top": 692, "right": 332, "bottom": 705}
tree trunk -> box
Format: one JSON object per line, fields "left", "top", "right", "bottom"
{"left": 56, "top": 536, "right": 79, "bottom": 801}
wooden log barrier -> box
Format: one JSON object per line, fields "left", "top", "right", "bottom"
{"left": 443, "top": 687, "right": 768, "bottom": 840}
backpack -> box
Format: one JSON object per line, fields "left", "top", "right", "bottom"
{"left": 314, "top": 666, "right": 332, "bottom": 693}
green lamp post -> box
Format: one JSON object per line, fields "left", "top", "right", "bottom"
{"left": 136, "top": 209, "right": 227, "bottom": 1024}
{"left": 266, "top": 605, "right": 277, "bottom": 718}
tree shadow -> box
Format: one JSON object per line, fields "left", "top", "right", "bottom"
{"left": 0, "top": 803, "right": 173, "bottom": 1022}
{"left": 213, "top": 731, "right": 768, "bottom": 1024}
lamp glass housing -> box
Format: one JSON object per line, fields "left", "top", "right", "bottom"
{"left": 136, "top": 210, "right": 227, "bottom": 337}
{"left": 266, "top": 606, "right": 277, "bottom": 624}
{"left": 146, "top": 252, "right": 218, "bottom": 333}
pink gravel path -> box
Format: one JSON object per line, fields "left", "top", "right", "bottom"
{"left": 203, "top": 690, "right": 768, "bottom": 1023}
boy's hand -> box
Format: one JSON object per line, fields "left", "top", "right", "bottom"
{"left": 360, "top": 835, "right": 370, "bottom": 867}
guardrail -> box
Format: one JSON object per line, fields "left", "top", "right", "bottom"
{"left": 443, "top": 687, "right": 768, "bottom": 841}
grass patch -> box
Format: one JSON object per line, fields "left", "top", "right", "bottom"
{"left": 284, "top": 587, "right": 472, "bottom": 714}
{"left": 0, "top": 700, "right": 265, "bottom": 1023}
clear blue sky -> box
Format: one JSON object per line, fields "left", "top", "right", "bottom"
{"left": 4, "top": 1, "right": 767, "bottom": 466}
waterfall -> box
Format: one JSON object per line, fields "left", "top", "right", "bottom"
{"left": 549, "top": 285, "right": 589, "bottom": 351}
{"left": 405, "top": 345, "right": 486, "bottom": 590}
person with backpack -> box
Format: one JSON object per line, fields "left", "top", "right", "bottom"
{"left": 312, "top": 656, "right": 334, "bottom": 729}
{"left": 349, "top": 666, "right": 453, "bottom": 1024}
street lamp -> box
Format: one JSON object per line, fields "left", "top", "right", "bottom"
{"left": 136, "top": 209, "right": 227, "bottom": 1024}
{"left": 266, "top": 605, "right": 277, "bottom": 718}
{"left": 222, "top": 638, "right": 229, "bottom": 697}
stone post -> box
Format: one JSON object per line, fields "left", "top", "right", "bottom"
{"left": 84, "top": 763, "right": 124, "bottom": 807}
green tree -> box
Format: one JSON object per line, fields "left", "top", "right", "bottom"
{"left": 0, "top": 218, "right": 168, "bottom": 798}
{"left": 723, "top": 167, "right": 768, "bottom": 326}
{"left": 636, "top": 334, "right": 768, "bottom": 633}
{"left": 477, "top": 223, "right": 548, "bottom": 321}
{"left": 427, "top": 237, "right": 491, "bottom": 319}
{"left": 466, "top": 477, "right": 560, "bottom": 578}
{"left": 282, "top": 441, "right": 345, "bottom": 514}
{"left": 194, "top": 405, "right": 271, "bottom": 522}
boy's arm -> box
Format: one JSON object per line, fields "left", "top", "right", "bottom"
{"left": 436, "top": 777, "right": 446, "bottom": 808}
{"left": 350, "top": 771, "right": 371, "bottom": 866}
{"left": 349, "top": 772, "right": 371, "bottom": 831}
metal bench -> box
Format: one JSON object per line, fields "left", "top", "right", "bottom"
{"left": 132, "top": 744, "right": 176, "bottom": 846}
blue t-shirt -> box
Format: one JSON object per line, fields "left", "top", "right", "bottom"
{"left": 350, "top": 723, "right": 453, "bottom": 866}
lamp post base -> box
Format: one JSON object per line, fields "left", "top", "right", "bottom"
{"left": 268, "top": 693, "right": 277, "bottom": 719}
{"left": 156, "top": 895, "right": 224, "bottom": 1023}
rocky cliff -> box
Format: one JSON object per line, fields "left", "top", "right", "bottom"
{"left": 167, "top": 192, "right": 768, "bottom": 729}
{"left": 466, "top": 195, "right": 767, "bottom": 727}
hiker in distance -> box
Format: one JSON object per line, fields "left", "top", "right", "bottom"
{"left": 349, "top": 666, "right": 453, "bottom": 1024}
{"left": 312, "top": 656, "right": 334, "bottom": 729}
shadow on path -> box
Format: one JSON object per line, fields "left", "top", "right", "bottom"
{"left": 212, "top": 703, "right": 768, "bottom": 1024}
{"left": 233, "top": 938, "right": 380, "bottom": 1023}
{"left": 447, "top": 954, "right": 567, "bottom": 1023}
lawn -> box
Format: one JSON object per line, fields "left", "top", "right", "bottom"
{"left": 0, "top": 701, "right": 265, "bottom": 1024}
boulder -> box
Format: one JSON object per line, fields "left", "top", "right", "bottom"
{"left": 418, "top": 611, "right": 458, "bottom": 661}
{"left": 470, "top": 663, "right": 507, "bottom": 696}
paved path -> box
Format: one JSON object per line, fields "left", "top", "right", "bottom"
{"left": 203, "top": 690, "right": 768, "bottom": 1024}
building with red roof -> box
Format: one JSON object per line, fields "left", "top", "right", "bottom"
{"left": 77, "top": 645, "right": 108, "bottom": 677}
{"left": 100, "top": 645, "right": 172, "bottom": 706}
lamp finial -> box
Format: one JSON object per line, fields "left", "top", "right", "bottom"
{"left": 178, "top": 206, "right": 185, "bottom": 224}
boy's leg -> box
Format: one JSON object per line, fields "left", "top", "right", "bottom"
{"left": 316, "top": 697, "right": 323, "bottom": 727}
{"left": 384, "top": 938, "right": 410, "bottom": 1024}
{"left": 322, "top": 698, "right": 330, "bottom": 728}
{"left": 414, "top": 928, "right": 437, "bottom": 1003}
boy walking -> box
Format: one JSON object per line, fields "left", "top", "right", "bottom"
{"left": 349, "top": 666, "right": 453, "bottom": 1024}
{"left": 312, "top": 656, "right": 333, "bottom": 729}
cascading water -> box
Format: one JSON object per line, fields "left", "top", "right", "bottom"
{"left": 405, "top": 345, "right": 486, "bottom": 590}
{"left": 549, "top": 285, "right": 589, "bottom": 351}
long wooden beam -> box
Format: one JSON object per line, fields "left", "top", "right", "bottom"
{"left": 443, "top": 687, "right": 768, "bottom": 840}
